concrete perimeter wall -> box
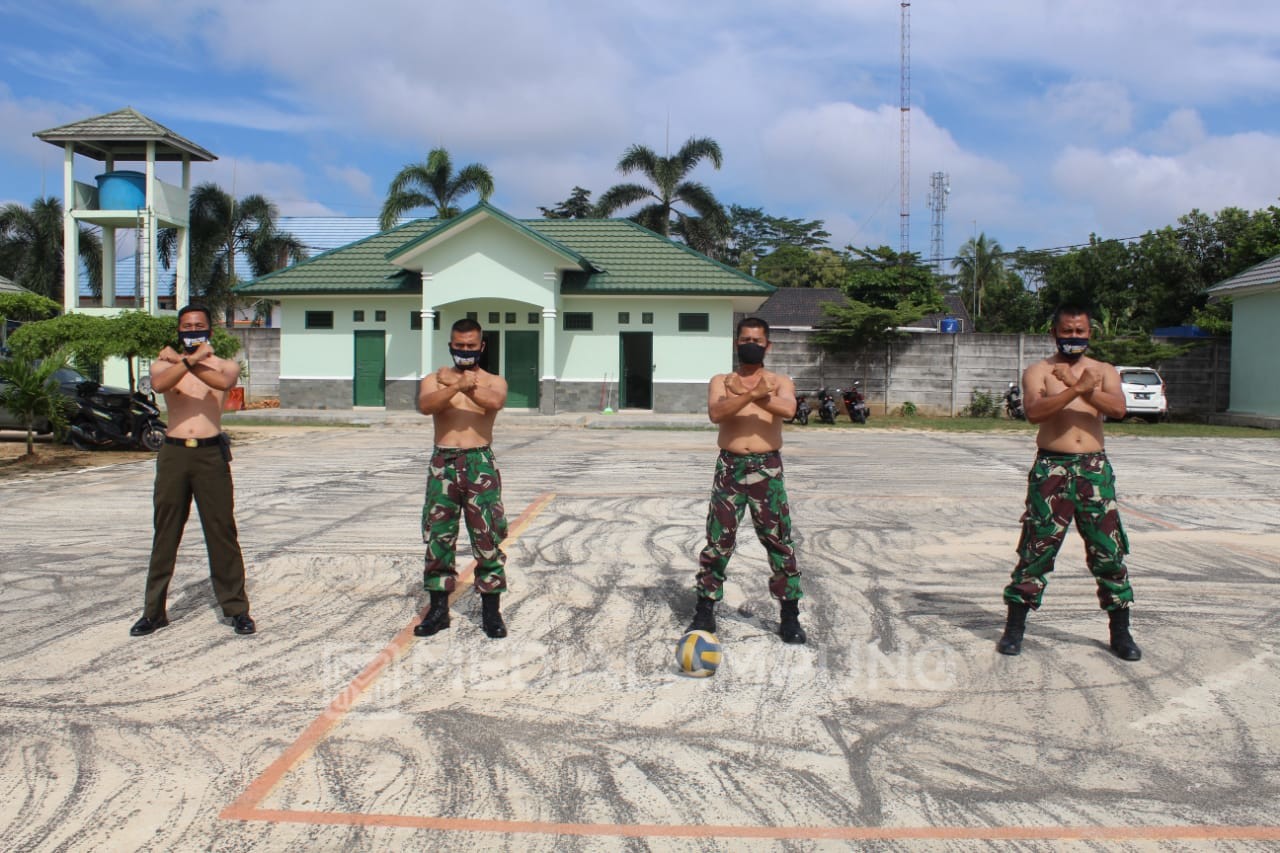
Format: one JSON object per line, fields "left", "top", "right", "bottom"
{"left": 227, "top": 327, "right": 280, "bottom": 402}
{"left": 766, "top": 330, "right": 1230, "bottom": 417}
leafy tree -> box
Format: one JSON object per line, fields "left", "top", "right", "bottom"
{"left": 0, "top": 197, "right": 103, "bottom": 302}
{"left": 0, "top": 291, "right": 61, "bottom": 326}
{"left": 0, "top": 349, "right": 71, "bottom": 455}
{"left": 952, "top": 233, "right": 1005, "bottom": 321}
{"left": 725, "top": 205, "right": 831, "bottom": 270}
{"left": 977, "top": 271, "right": 1041, "bottom": 333}
{"left": 818, "top": 247, "right": 946, "bottom": 347}
{"left": 378, "top": 147, "right": 494, "bottom": 230}
{"left": 539, "top": 187, "right": 595, "bottom": 219}
{"left": 753, "top": 245, "right": 848, "bottom": 289}
{"left": 159, "top": 184, "right": 306, "bottom": 324}
{"left": 1037, "top": 235, "right": 1134, "bottom": 324}
{"left": 595, "top": 137, "right": 729, "bottom": 252}
{"left": 8, "top": 311, "right": 240, "bottom": 391}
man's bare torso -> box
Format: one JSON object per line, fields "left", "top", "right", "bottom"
{"left": 421, "top": 367, "right": 503, "bottom": 448}
{"left": 714, "top": 369, "right": 790, "bottom": 454}
{"left": 1027, "top": 355, "right": 1111, "bottom": 453}
{"left": 153, "top": 355, "right": 234, "bottom": 440}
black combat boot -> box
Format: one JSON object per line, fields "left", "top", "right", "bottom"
{"left": 481, "top": 593, "right": 507, "bottom": 639}
{"left": 779, "top": 599, "right": 807, "bottom": 644}
{"left": 687, "top": 597, "right": 716, "bottom": 633}
{"left": 1108, "top": 607, "right": 1142, "bottom": 661}
{"left": 414, "top": 590, "right": 451, "bottom": 637}
{"left": 997, "top": 602, "right": 1030, "bottom": 655}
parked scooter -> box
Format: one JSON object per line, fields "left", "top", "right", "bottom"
{"left": 816, "top": 389, "right": 838, "bottom": 424}
{"left": 1004, "top": 381, "right": 1026, "bottom": 420}
{"left": 68, "top": 380, "right": 166, "bottom": 451}
{"left": 843, "top": 382, "right": 870, "bottom": 424}
{"left": 786, "top": 393, "right": 811, "bottom": 425}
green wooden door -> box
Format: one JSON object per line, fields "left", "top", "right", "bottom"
{"left": 353, "top": 330, "right": 386, "bottom": 406}
{"left": 504, "top": 330, "right": 539, "bottom": 408}
{"left": 620, "top": 332, "right": 653, "bottom": 409}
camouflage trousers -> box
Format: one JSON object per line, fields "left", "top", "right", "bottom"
{"left": 422, "top": 445, "right": 508, "bottom": 594}
{"left": 1003, "top": 450, "right": 1133, "bottom": 611}
{"left": 696, "top": 449, "right": 802, "bottom": 602}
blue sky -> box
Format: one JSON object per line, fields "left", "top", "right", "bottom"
{"left": 3, "top": 0, "right": 1279, "bottom": 263}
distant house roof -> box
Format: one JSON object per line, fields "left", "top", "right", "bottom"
{"left": 0, "top": 274, "right": 30, "bottom": 295}
{"left": 1207, "top": 253, "right": 1280, "bottom": 300}
{"left": 754, "top": 288, "right": 971, "bottom": 331}
{"left": 237, "top": 203, "right": 774, "bottom": 298}
{"left": 33, "top": 107, "right": 216, "bottom": 163}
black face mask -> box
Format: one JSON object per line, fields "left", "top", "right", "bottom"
{"left": 736, "top": 342, "right": 766, "bottom": 365}
{"left": 1056, "top": 337, "right": 1089, "bottom": 361}
{"left": 450, "top": 347, "right": 481, "bottom": 369}
{"left": 178, "top": 330, "right": 210, "bottom": 353}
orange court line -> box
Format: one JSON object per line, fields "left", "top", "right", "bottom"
{"left": 219, "top": 490, "right": 556, "bottom": 820}
{"left": 227, "top": 808, "right": 1280, "bottom": 842}
{"left": 220, "top": 488, "right": 1278, "bottom": 842}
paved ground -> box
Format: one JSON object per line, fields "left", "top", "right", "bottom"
{"left": 1, "top": 418, "right": 1278, "bottom": 852}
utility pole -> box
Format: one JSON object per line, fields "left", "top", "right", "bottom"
{"left": 899, "top": 1, "right": 911, "bottom": 257}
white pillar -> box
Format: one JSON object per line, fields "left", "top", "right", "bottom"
{"left": 101, "top": 154, "right": 115, "bottom": 307}
{"left": 540, "top": 307, "right": 557, "bottom": 380}
{"left": 176, "top": 157, "right": 191, "bottom": 308}
{"left": 62, "top": 144, "right": 77, "bottom": 313}
{"left": 145, "top": 141, "right": 158, "bottom": 315}
{"left": 420, "top": 308, "right": 435, "bottom": 377}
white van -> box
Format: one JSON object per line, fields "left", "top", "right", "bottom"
{"left": 1116, "top": 366, "right": 1168, "bottom": 422}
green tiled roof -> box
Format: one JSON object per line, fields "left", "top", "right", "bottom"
{"left": 236, "top": 204, "right": 772, "bottom": 297}
{"left": 238, "top": 219, "right": 437, "bottom": 295}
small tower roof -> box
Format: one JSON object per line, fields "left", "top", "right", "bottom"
{"left": 33, "top": 106, "right": 217, "bottom": 163}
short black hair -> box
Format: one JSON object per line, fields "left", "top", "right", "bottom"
{"left": 736, "top": 316, "right": 770, "bottom": 340}
{"left": 451, "top": 317, "right": 483, "bottom": 336}
{"left": 1051, "top": 303, "right": 1092, "bottom": 330}
{"left": 177, "top": 303, "right": 212, "bottom": 326}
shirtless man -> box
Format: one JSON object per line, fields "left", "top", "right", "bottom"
{"left": 687, "top": 317, "right": 806, "bottom": 644}
{"left": 413, "top": 318, "right": 510, "bottom": 639}
{"left": 130, "top": 303, "right": 254, "bottom": 637}
{"left": 996, "top": 304, "right": 1141, "bottom": 660}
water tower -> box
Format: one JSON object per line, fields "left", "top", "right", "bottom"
{"left": 33, "top": 107, "right": 216, "bottom": 317}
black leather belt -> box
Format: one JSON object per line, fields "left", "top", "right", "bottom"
{"left": 165, "top": 435, "right": 223, "bottom": 448}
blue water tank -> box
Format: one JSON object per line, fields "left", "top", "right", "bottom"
{"left": 95, "top": 170, "right": 147, "bottom": 210}
{"left": 940, "top": 317, "right": 960, "bottom": 334}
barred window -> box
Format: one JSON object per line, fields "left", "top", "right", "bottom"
{"left": 305, "top": 311, "right": 334, "bottom": 329}
{"left": 642, "top": 312, "right": 654, "bottom": 324}
{"left": 352, "top": 310, "right": 365, "bottom": 322}
{"left": 618, "top": 312, "right": 630, "bottom": 324}
{"left": 678, "top": 313, "right": 709, "bottom": 332}
{"left": 563, "top": 312, "right": 593, "bottom": 331}
{"left": 410, "top": 312, "right": 422, "bottom": 330}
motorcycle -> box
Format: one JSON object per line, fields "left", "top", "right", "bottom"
{"left": 786, "top": 393, "right": 811, "bottom": 425}
{"left": 1004, "top": 381, "right": 1026, "bottom": 420}
{"left": 67, "top": 380, "right": 166, "bottom": 451}
{"left": 843, "top": 382, "right": 870, "bottom": 424}
{"left": 816, "top": 388, "right": 838, "bottom": 425}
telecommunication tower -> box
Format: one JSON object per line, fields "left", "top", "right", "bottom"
{"left": 927, "top": 171, "right": 950, "bottom": 273}
{"left": 899, "top": 1, "right": 911, "bottom": 256}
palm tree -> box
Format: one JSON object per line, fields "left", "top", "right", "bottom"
{"left": 953, "top": 233, "right": 1005, "bottom": 322}
{"left": 378, "top": 148, "right": 495, "bottom": 230}
{"left": 0, "top": 197, "right": 102, "bottom": 303}
{"left": 160, "top": 183, "right": 306, "bottom": 322}
{"left": 595, "top": 137, "right": 729, "bottom": 251}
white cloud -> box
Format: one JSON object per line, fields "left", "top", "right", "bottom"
{"left": 323, "top": 165, "right": 374, "bottom": 200}
{"left": 1051, "top": 129, "right": 1280, "bottom": 237}
{"left": 1037, "top": 80, "right": 1133, "bottom": 138}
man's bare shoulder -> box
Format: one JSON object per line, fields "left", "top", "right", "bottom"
{"left": 478, "top": 368, "right": 507, "bottom": 390}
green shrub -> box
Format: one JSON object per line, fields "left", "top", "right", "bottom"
{"left": 962, "top": 387, "right": 1001, "bottom": 418}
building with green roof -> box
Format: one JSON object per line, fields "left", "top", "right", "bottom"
{"left": 236, "top": 202, "right": 774, "bottom": 413}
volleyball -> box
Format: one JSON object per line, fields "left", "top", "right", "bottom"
{"left": 675, "top": 630, "right": 722, "bottom": 677}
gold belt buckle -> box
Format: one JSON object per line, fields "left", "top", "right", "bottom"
{"left": 184, "top": 438, "right": 199, "bottom": 448}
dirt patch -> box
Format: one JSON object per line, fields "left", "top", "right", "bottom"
{"left": 0, "top": 428, "right": 297, "bottom": 479}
